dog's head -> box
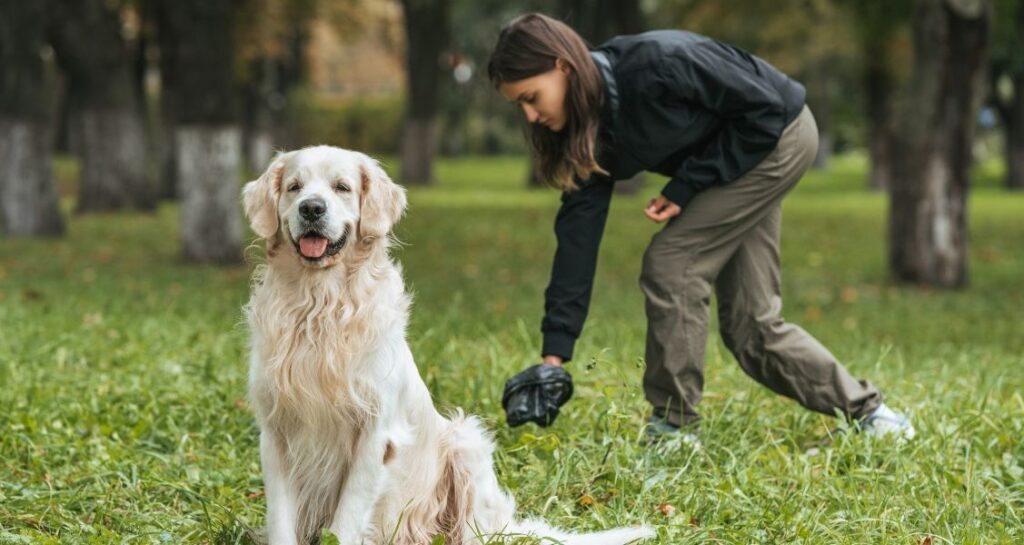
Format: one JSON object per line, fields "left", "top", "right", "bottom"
{"left": 243, "top": 146, "right": 407, "bottom": 268}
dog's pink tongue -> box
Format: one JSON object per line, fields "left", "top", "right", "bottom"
{"left": 299, "top": 236, "right": 329, "bottom": 258}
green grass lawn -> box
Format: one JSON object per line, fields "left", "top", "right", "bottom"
{"left": 1, "top": 154, "right": 1022, "bottom": 544}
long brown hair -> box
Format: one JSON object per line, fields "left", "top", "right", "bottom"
{"left": 487, "top": 13, "right": 606, "bottom": 191}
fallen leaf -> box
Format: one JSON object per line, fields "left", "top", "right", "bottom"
{"left": 840, "top": 286, "right": 859, "bottom": 303}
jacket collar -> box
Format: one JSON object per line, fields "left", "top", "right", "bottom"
{"left": 590, "top": 50, "right": 619, "bottom": 133}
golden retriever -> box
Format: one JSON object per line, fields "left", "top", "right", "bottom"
{"left": 242, "top": 146, "right": 653, "bottom": 545}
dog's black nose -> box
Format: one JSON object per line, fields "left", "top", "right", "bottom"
{"left": 299, "top": 197, "right": 326, "bottom": 220}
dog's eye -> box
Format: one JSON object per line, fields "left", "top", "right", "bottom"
{"left": 287, "top": 182, "right": 301, "bottom": 192}
{"left": 334, "top": 182, "right": 350, "bottom": 193}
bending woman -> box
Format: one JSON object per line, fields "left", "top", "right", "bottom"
{"left": 488, "top": 13, "right": 914, "bottom": 441}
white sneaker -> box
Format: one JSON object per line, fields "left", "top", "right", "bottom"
{"left": 860, "top": 403, "right": 916, "bottom": 440}
{"left": 644, "top": 416, "right": 702, "bottom": 450}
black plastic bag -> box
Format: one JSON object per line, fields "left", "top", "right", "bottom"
{"left": 502, "top": 364, "right": 573, "bottom": 427}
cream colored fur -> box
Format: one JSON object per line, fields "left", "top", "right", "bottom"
{"left": 242, "top": 146, "right": 654, "bottom": 545}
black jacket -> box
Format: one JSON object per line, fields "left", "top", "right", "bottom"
{"left": 541, "top": 30, "right": 807, "bottom": 361}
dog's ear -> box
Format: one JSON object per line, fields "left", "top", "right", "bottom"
{"left": 358, "top": 155, "right": 407, "bottom": 241}
{"left": 243, "top": 152, "right": 291, "bottom": 239}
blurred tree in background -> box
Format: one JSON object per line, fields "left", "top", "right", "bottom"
{"left": 845, "top": 0, "right": 913, "bottom": 191}
{"left": 990, "top": 0, "right": 1024, "bottom": 189}
{"left": 0, "top": 0, "right": 1017, "bottom": 281}
{"left": 0, "top": 0, "right": 64, "bottom": 236}
{"left": 48, "top": 0, "right": 156, "bottom": 212}
{"left": 558, "top": 0, "right": 647, "bottom": 193}
{"left": 156, "top": 0, "right": 247, "bottom": 264}
{"left": 398, "top": 0, "right": 450, "bottom": 185}
{"left": 889, "top": 0, "right": 991, "bottom": 287}
{"left": 654, "top": 0, "right": 858, "bottom": 168}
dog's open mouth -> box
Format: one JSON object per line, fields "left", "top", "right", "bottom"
{"left": 294, "top": 228, "right": 347, "bottom": 261}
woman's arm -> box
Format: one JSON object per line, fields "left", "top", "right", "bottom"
{"left": 541, "top": 176, "right": 615, "bottom": 363}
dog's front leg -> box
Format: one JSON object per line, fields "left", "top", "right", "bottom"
{"left": 261, "top": 430, "right": 300, "bottom": 545}
{"left": 328, "top": 435, "right": 389, "bottom": 544}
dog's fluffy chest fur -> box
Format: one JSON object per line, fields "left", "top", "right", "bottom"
{"left": 246, "top": 262, "right": 414, "bottom": 540}
{"left": 246, "top": 262, "right": 407, "bottom": 422}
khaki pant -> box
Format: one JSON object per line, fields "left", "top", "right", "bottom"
{"left": 640, "top": 106, "right": 882, "bottom": 427}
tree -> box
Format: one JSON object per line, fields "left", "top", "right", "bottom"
{"left": 47, "top": 0, "right": 155, "bottom": 212}
{"left": 399, "top": 0, "right": 451, "bottom": 185}
{"left": 558, "top": 0, "right": 643, "bottom": 44}
{"left": 557, "top": 0, "right": 647, "bottom": 193}
{"left": 844, "top": 0, "right": 913, "bottom": 190}
{"left": 157, "top": 0, "right": 245, "bottom": 264}
{"left": 990, "top": 0, "right": 1024, "bottom": 189}
{"left": 0, "top": 0, "right": 65, "bottom": 236}
{"left": 654, "top": 0, "right": 858, "bottom": 170}
{"left": 146, "top": 0, "right": 180, "bottom": 200}
{"left": 889, "top": 0, "right": 991, "bottom": 288}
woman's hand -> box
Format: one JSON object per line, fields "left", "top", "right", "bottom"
{"left": 542, "top": 355, "right": 564, "bottom": 367}
{"left": 644, "top": 195, "right": 682, "bottom": 223}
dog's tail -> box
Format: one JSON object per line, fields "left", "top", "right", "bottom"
{"left": 508, "top": 518, "right": 656, "bottom": 545}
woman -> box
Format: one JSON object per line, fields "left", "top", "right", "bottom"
{"left": 489, "top": 13, "right": 914, "bottom": 441}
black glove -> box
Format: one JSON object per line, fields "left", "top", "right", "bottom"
{"left": 502, "top": 363, "right": 573, "bottom": 428}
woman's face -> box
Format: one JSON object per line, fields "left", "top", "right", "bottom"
{"left": 498, "top": 61, "right": 570, "bottom": 132}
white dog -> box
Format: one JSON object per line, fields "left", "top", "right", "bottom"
{"left": 241, "top": 146, "right": 654, "bottom": 545}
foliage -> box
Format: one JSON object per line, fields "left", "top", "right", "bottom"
{"left": 651, "top": 0, "right": 869, "bottom": 151}
{"left": 290, "top": 90, "right": 405, "bottom": 155}
{"left": 1, "top": 154, "right": 1023, "bottom": 543}
{"left": 653, "top": 0, "right": 856, "bottom": 76}
{"left": 990, "top": 0, "right": 1023, "bottom": 109}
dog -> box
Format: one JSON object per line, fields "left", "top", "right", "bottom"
{"left": 242, "top": 146, "right": 655, "bottom": 545}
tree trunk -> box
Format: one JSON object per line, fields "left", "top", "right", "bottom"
{"left": 399, "top": 0, "right": 449, "bottom": 185}
{"left": 71, "top": 109, "right": 150, "bottom": 211}
{"left": 808, "top": 63, "right": 832, "bottom": 169}
{"left": 177, "top": 126, "right": 244, "bottom": 264}
{"left": 0, "top": 0, "right": 65, "bottom": 236}
{"left": 559, "top": 0, "right": 646, "bottom": 194}
{"left": 155, "top": 0, "right": 179, "bottom": 199}
{"left": 400, "top": 118, "right": 438, "bottom": 185}
{"left": 247, "top": 128, "right": 275, "bottom": 174}
{"left": 0, "top": 121, "right": 65, "bottom": 236}
{"left": 47, "top": 0, "right": 155, "bottom": 212}
{"left": 888, "top": 0, "right": 990, "bottom": 288}
{"left": 559, "top": 0, "right": 643, "bottom": 44}
{"left": 1007, "top": 71, "right": 1024, "bottom": 190}
{"left": 273, "top": 18, "right": 310, "bottom": 152}
{"left": 865, "top": 42, "right": 897, "bottom": 191}
{"left": 242, "top": 57, "right": 279, "bottom": 174}
{"left": 527, "top": 156, "right": 545, "bottom": 188}
{"left": 158, "top": 0, "right": 244, "bottom": 264}
{"left": 159, "top": 87, "right": 180, "bottom": 199}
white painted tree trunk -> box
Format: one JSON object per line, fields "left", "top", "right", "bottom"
{"left": 0, "top": 119, "right": 64, "bottom": 236}
{"left": 160, "top": 120, "right": 179, "bottom": 199}
{"left": 246, "top": 129, "right": 275, "bottom": 174}
{"left": 1008, "top": 72, "right": 1024, "bottom": 190}
{"left": 399, "top": 117, "right": 437, "bottom": 185}
{"left": 177, "top": 125, "right": 243, "bottom": 264}
{"left": 74, "top": 108, "right": 154, "bottom": 211}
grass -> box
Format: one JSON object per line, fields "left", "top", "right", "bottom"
{"left": 1, "top": 153, "right": 1023, "bottom": 544}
